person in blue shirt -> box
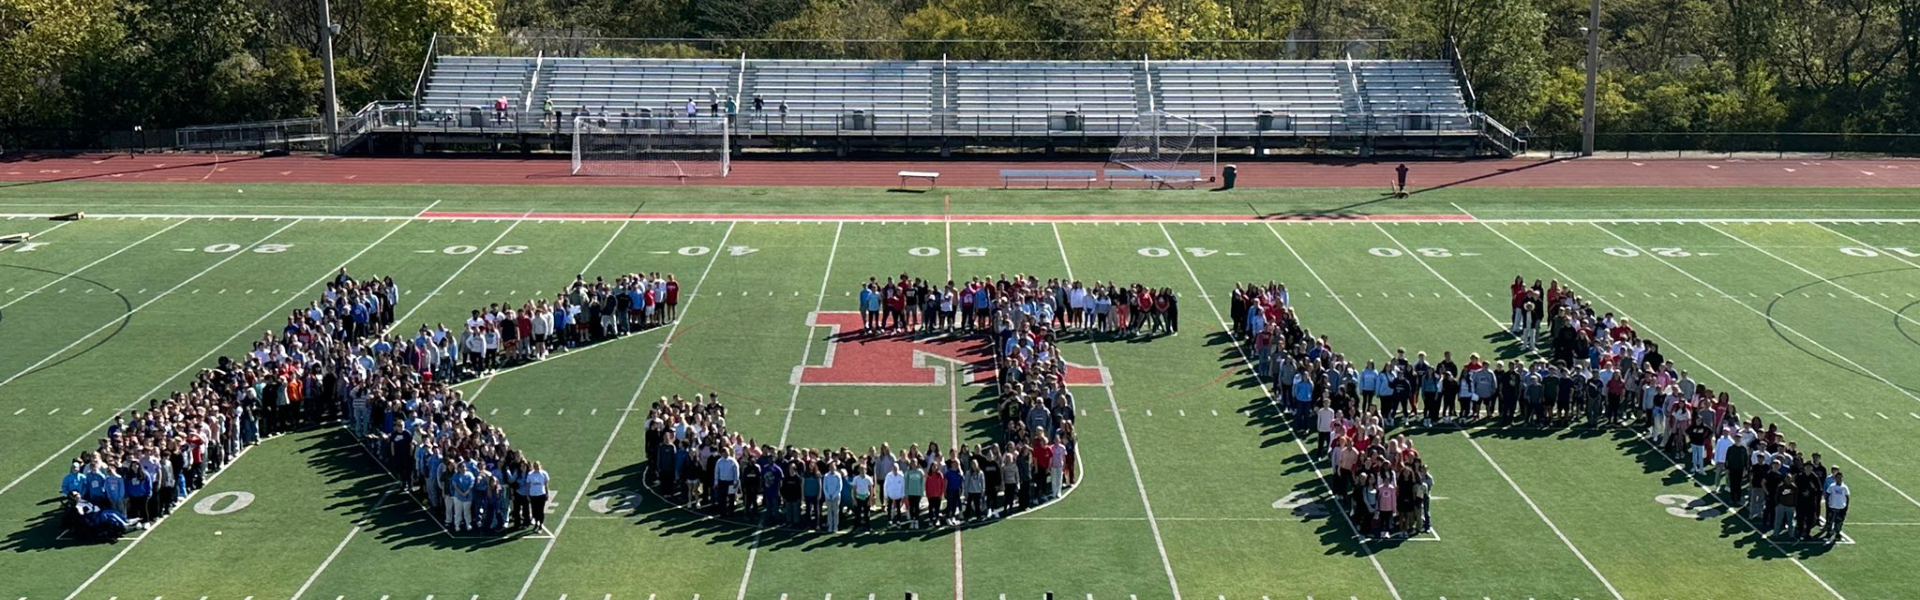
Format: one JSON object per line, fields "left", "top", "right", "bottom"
{"left": 821, "top": 465, "right": 844, "bottom": 533}
{"left": 61, "top": 463, "right": 86, "bottom": 498}
{"left": 102, "top": 468, "right": 126, "bottom": 516}
{"left": 860, "top": 284, "right": 881, "bottom": 332}
{"left": 449, "top": 466, "right": 476, "bottom": 532}
{"left": 83, "top": 464, "right": 108, "bottom": 507}
{"left": 125, "top": 469, "right": 152, "bottom": 524}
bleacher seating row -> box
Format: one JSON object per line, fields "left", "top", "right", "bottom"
{"left": 416, "top": 57, "right": 1472, "bottom": 134}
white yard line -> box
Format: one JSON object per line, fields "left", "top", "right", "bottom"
{"left": 1368, "top": 223, "right": 1623, "bottom": 600}
{"left": 736, "top": 222, "right": 842, "bottom": 600}
{"left": 1159, "top": 224, "right": 1400, "bottom": 600}
{"left": 1808, "top": 222, "right": 1920, "bottom": 273}
{"left": 289, "top": 485, "right": 398, "bottom": 600}
{"left": 944, "top": 208, "right": 964, "bottom": 600}
{"left": 0, "top": 219, "right": 185, "bottom": 313}
{"left": 1, "top": 205, "right": 430, "bottom": 498}
{"left": 0, "top": 219, "right": 300, "bottom": 390}
{"left": 392, "top": 209, "right": 531, "bottom": 327}
{"left": 578, "top": 219, "right": 633, "bottom": 274}
{"left": 1458, "top": 210, "right": 1920, "bottom": 514}
{"left": 1599, "top": 223, "right": 1920, "bottom": 409}
{"left": 515, "top": 222, "right": 737, "bottom": 600}
{"left": 1705, "top": 223, "right": 1920, "bottom": 328}
{"left": 1055, "top": 223, "right": 1182, "bottom": 600}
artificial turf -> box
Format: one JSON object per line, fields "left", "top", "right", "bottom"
{"left": 0, "top": 183, "right": 1917, "bottom": 600}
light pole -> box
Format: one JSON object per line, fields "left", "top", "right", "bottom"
{"left": 319, "top": 0, "right": 340, "bottom": 153}
{"left": 1580, "top": 0, "right": 1600, "bottom": 156}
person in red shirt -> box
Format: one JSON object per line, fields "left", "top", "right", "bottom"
{"left": 664, "top": 275, "right": 680, "bottom": 321}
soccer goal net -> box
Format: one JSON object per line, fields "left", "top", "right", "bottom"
{"left": 1106, "top": 112, "right": 1218, "bottom": 186}
{"left": 571, "top": 115, "right": 730, "bottom": 178}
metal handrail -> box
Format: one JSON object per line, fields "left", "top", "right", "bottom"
{"left": 412, "top": 33, "right": 440, "bottom": 110}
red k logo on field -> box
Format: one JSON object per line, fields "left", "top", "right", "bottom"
{"left": 792, "top": 311, "right": 1109, "bottom": 386}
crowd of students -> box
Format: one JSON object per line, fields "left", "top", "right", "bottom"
{"left": 1230, "top": 282, "right": 1436, "bottom": 539}
{"left": 1503, "top": 277, "right": 1850, "bottom": 542}
{"left": 856, "top": 274, "right": 1179, "bottom": 337}
{"left": 644, "top": 273, "right": 1135, "bottom": 532}
{"left": 354, "top": 272, "right": 682, "bottom": 534}
{"left": 61, "top": 272, "right": 403, "bottom": 533}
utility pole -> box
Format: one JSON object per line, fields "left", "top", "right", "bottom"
{"left": 319, "top": 0, "right": 340, "bottom": 153}
{"left": 1582, "top": 0, "right": 1597, "bottom": 156}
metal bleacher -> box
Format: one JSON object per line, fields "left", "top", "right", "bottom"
{"left": 745, "top": 60, "right": 938, "bottom": 129}
{"left": 389, "top": 54, "right": 1505, "bottom": 155}
{"left": 538, "top": 58, "right": 738, "bottom": 116}
{"left": 1154, "top": 60, "right": 1347, "bottom": 133}
{"left": 419, "top": 56, "right": 537, "bottom": 111}
{"left": 1353, "top": 60, "right": 1472, "bottom": 131}
{"left": 948, "top": 61, "right": 1140, "bottom": 132}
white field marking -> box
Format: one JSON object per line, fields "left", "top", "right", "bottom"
{"left": 1621, "top": 426, "right": 1845, "bottom": 597}
{"left": 1060, "top": 223, "right": 1180, "bottom": 600}
{"left": 1708, "top": 224, "right": 1920, "bottom": 329}
{"left": 515, "top": 223, "right": 736, "bottom": 600}
{"left": 28, "top": 211, "right": 1920, "bottom": 224}
{"left": 1466, "top": 212, "right": 1920, "bottom": 513}
{"left": 62, "top": 443, "right": 257, "bottom": 600}
{"left": 736, "top": 222, "right": 842, "bottom": 600}
{"left": 579, "top": 218, "right": 632, "bottom": 274}
{"left": 81, "top": 408, "right": 92, "bottom": 415}
{"left": 0, "top": 218, "right": 187, "bottom": 313}
{"left": 950, "top": 366, "right": 964, "bottom": 600}
{"left": 394, "top": 209, "right": 531, "bottom": 327}
{"left": 1462, "top": 435, "right": 1624, "bottom": 600}
{"left": 0, "top": 213, "right": 420, "bottom": 497}
{"left": 0, "top": 219, "right": 300, "bottom": 391}
{"left": 450, "top": 324, "right": 675, "bottom": 390}
{"left": 1609, "top": 223, "right": 1920, "bottom": 410}
{"left": 1273, "top": 222, "right": 1609, "bottom": 597}
{"left": 1851, "top": 522, "right": 1920, "bottom": 526}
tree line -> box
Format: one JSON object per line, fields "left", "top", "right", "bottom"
{"left": 2, "top": 0, "right": 1916, "bottom": 139}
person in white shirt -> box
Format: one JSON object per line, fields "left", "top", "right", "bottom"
{"left": 883, "top": 463, "right": 906, "bottom": 526}
{"left": 713, "top": 450, "right": 739, "bottom": 515}
{"left": 1823, "top": 472, "right": 1849, "bottom": 542}
{"left": 1711, "top": 430, "right": 1735, "bottom": 489}
{"left": 1315, "top": 402, "right": 1337, "bottom": 454}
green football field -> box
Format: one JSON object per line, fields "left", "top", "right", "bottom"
{"left": 2, "top": 182, "right": 1920, "bottom": 600}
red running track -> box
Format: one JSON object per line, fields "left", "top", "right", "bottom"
{"left": 3, "top": 154, "right": 1919, "bottom": 188}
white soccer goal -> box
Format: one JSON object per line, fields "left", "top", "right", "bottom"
{"left": 1106, "top": 112, "right": 1219, "bottom": 187}
{"left": 571, "top": 115, "right": 730, "bottom": 178}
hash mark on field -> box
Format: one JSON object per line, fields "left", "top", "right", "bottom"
{"left": 1145, "top": 409, "right": 1153, "bottom": 416}
{"left": 853, "top": 409, "right": 860, "bottom": 416}
{"left": 1879, "top": 412, "right": 1890, "bottom": 419}
{"left": 1811, "top": 412, "right": 1823, "bottom": 419}
{"left": 557, "top": 408, "right": 565, "bottom": 415}
{"left": 47, "top": 408, "right": 58, "bottom": 415}
{"left": 523, "top": 408, "right": 532, "bottom": 416}
{"left": 1845, "top": 412, "right": 1856, "bottom": 419}
{"left": 490, "top": 408, "right": 498, "bottom": 415}
{"left": 11, "top": 408, "right": 22, "bottom": 416}
{"left": 820, "top": 408, "right": 826, "bottom": 415}
{"left": 81, "top": 408, "right": 92, "bottom": 415}
{"left": 754, "top": 408, "right": 760, "bottom": 416}
{"left": 1178, "top": 409, "right": 1186, "bottom": 416}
